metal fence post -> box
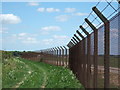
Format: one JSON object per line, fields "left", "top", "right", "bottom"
{"left": 63, "top": 46, "right": 68, "bottom": 67}
{"left": 55, "top": 47, "right": 58, "bottom": 66}
{"left": 53, "top": 48, "right": 56, "bottom": 65}
{"left": 85, "top": 18, "right": 98, "bottom": 88}
{"left": 73, "top": 37, "right": 79, "bottom": 43}
{"left": 76, "top": 30, "right": 84, "bottom": 39}
{"left": 80, "top": 25, "right": 91, "bottom": 88}
{"left": 92, "top": 6, "right": 110, "bottom": 88}
{"left": 74, "top": 34, "right": 81, "bottom": 42}
{"left": 71, "top": 39, "right": 77, "bottom": 45}
{"left": 60, "top": 46, "right": 64, "bottom": 66}
{"left": 58, "top": 47, "right": 62, "bottom": 66}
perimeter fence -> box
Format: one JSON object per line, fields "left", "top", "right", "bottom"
{"left": 28, "top": 0, "right": 119, "bottom": 88}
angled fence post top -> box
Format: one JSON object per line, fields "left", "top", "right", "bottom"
{"left": 67, "top": 44, "right": 70, "bottom": 48}
{"left": 79, "top": 26, "right": 89, "bottom": 36}
{"left": 60, "top": 46, "right": 64, "bottom": 50}
{"left": 63, "top": 46, "right": 67, "bottom": 50}
{"left": 85, "top": 18, "right": 97, "bottom": 31}
{"left": 57, "top": 47, "right": 61, "bottom": 50}
{"left": 92, "top": 6, "right": 108, "bottom": 23}
{"left": 73, "top": 37, "right": 79, "bottom": 43}
{"left": 71, "top": 39, "right": 77, "bottom": 45}
{"left": 67, "top": 41, "right": 74, "bottom": 48}
{"left": 74, "top": 34, "right": 81, "bottom": 42}
{"left": 51, "top": 48, "right": 53, "bottom": 51}
{"left": 70, "top": 41, "right": 74, "bottom": 45}
{"left": 52, "top": 48, "right": 55, "bottom": 51}
{"left": 67, "top": 43, "right": 72, "bottom": 48}
{"left": 76, "top": 30, "right": 84, "bottom": 39}
{"left": 55, "top": 47, "right": 58, "bottom": 50}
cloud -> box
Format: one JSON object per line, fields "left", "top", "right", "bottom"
{"left": 53, "top": 35, "right": 70, "bottom": 43}
{"left": 42, "top": 39, "right": 53, "bottom": 45}
{"left": 12, "top": 33, "right": 39, "bottom": 44}
{"left": 46, "top": 8, "right": 60, "bottom": 12}
{"left": 0, "top": 14, "right": 21, "bottom": 24}
{"left": 53, "top": 35, "right": 70, "bottom": 45}
{"left": 42, "top": 35, "right": 70, "bottom": 45}
{"left": 37, "top": 8, "right": 60, "bottom": 13}
{"left": 40, "top": 26, "right": 61, "bottom": 35}
{"left": 28, "top": 2, "right": 39, "bottom": 6}
{"left": 22, "top": 37, "right": 38, "bottom": 44}
{"left": 55, "top": 15, "right": 70, "bottom": 22}
{"left": 53, "top": 35, "right": 69, "bottom": 39}
{"left": 65, "top": 8, "right": 76, "bottom": 13}
{"left": 41, "top": 26, "right": 61, "bottom": 31}
{"left": 0, "top": 27, "right": 8, "bottom": 33}
{"left": 74, "top": 12, "right": 88, "bottom": 16}
{"left": 18, "top": 33, "right": 27, "bottom": 36}
{"left": 37, "top": 8, "right": 45, "bottom": 12}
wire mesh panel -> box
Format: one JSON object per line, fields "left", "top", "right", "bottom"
{"left": 84, "top": 38, "right": 87, "bottom": 87}
{"left": 77, "top": 41, "right": 83, "bottom": 84}
{"left": 58, "top": 49, "right": 61, "bottom": 66}
{"left": 66, "top": 49, "right": 69, "bottom": 67}
{"left": 81, "top": 40, "right": 86, "bottom": 87}
{"left": 109, "top": 12, "right": 119, "bottom": 88}
{"left": 90, "top": 32, "right": 94, "bottom": 88}
{"left": 98, "top": 25, "right": 104, "bottom": 88}
{"left": 21, "top": 52, "right": 43, "bottom": 62}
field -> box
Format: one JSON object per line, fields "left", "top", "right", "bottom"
{"left": 98, "top": 55, "right": 119, "bottom": 68}
{"left": 2, "top": 55, "right": 84, "bottom": 88}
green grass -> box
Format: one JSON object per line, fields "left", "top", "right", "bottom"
{"left": 98, "top": 55, "right": 119, "bottom": 68}
{"left": 2, "top": 57, "right": 84, "bottom": 88}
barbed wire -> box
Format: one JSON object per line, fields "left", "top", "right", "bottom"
{"left": 70, "top": 0, "right": 119, "bottom": 43}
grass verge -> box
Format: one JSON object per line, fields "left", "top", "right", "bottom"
{"left": 2, "top": 57, "right": 84, "bottom": 88}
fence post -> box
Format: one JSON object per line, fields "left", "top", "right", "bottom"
{"left": 60, "top": 46, "right": 64, "bottom": 66}
{"left": 74, "top": 34, "right": 81, "bottom": 42}
{"left": 63, "top": 46, "right": 68, "bottom": 67}
{"left": 74, "top": 34, "right": 82, "bottom": 82}
{"left": 67, "top": 41, "right": 74, "bottom": 69}
{"left": 80, "top": 25, "right": 91, "bottom": 88}
{"left": 55, "top": 47, "right": 58, "bottom": 66}
{"left": 51, "top": 49, "right": 53, "bottom": 64}
{"left": 92, "top": 6, "right": 110, "bottom": 88}
{"left": 70, "top": 41, "right": 75, "bottom": 46}
{"left": 57, "top": 47, "right": 62, "bottom": 66}
{"left": 85, "top": 18, "right": 98, "bottom": 88}
{"left": 54, "top": 48, "right": 57, "bottom": 65}
{"left": 76, "top": 30, "right": 85, "bottom": 86}
{"left": 71, "top": 39, "right": 77, "bottom": 45}
{"left": 53, "top": 48, "right": 56, "bottom": 65}
{"left": 73, "top": 37, "right": 79, "bottom": 43}
{"left": 72, "top": 36, "right": 79, "bottom": 78}
{"left": 48, "top": 49, "right": 51, "bottom": 63}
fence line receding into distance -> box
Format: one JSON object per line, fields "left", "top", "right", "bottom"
{"left": 22, "top": 0, "right": 119, "bottom": 88}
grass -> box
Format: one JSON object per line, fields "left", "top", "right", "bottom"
{"left": 97, "top": 55, "right": 119, "bottom": 68}
{"left": 2, "top": 57, "right": 84, "bottom": 88}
